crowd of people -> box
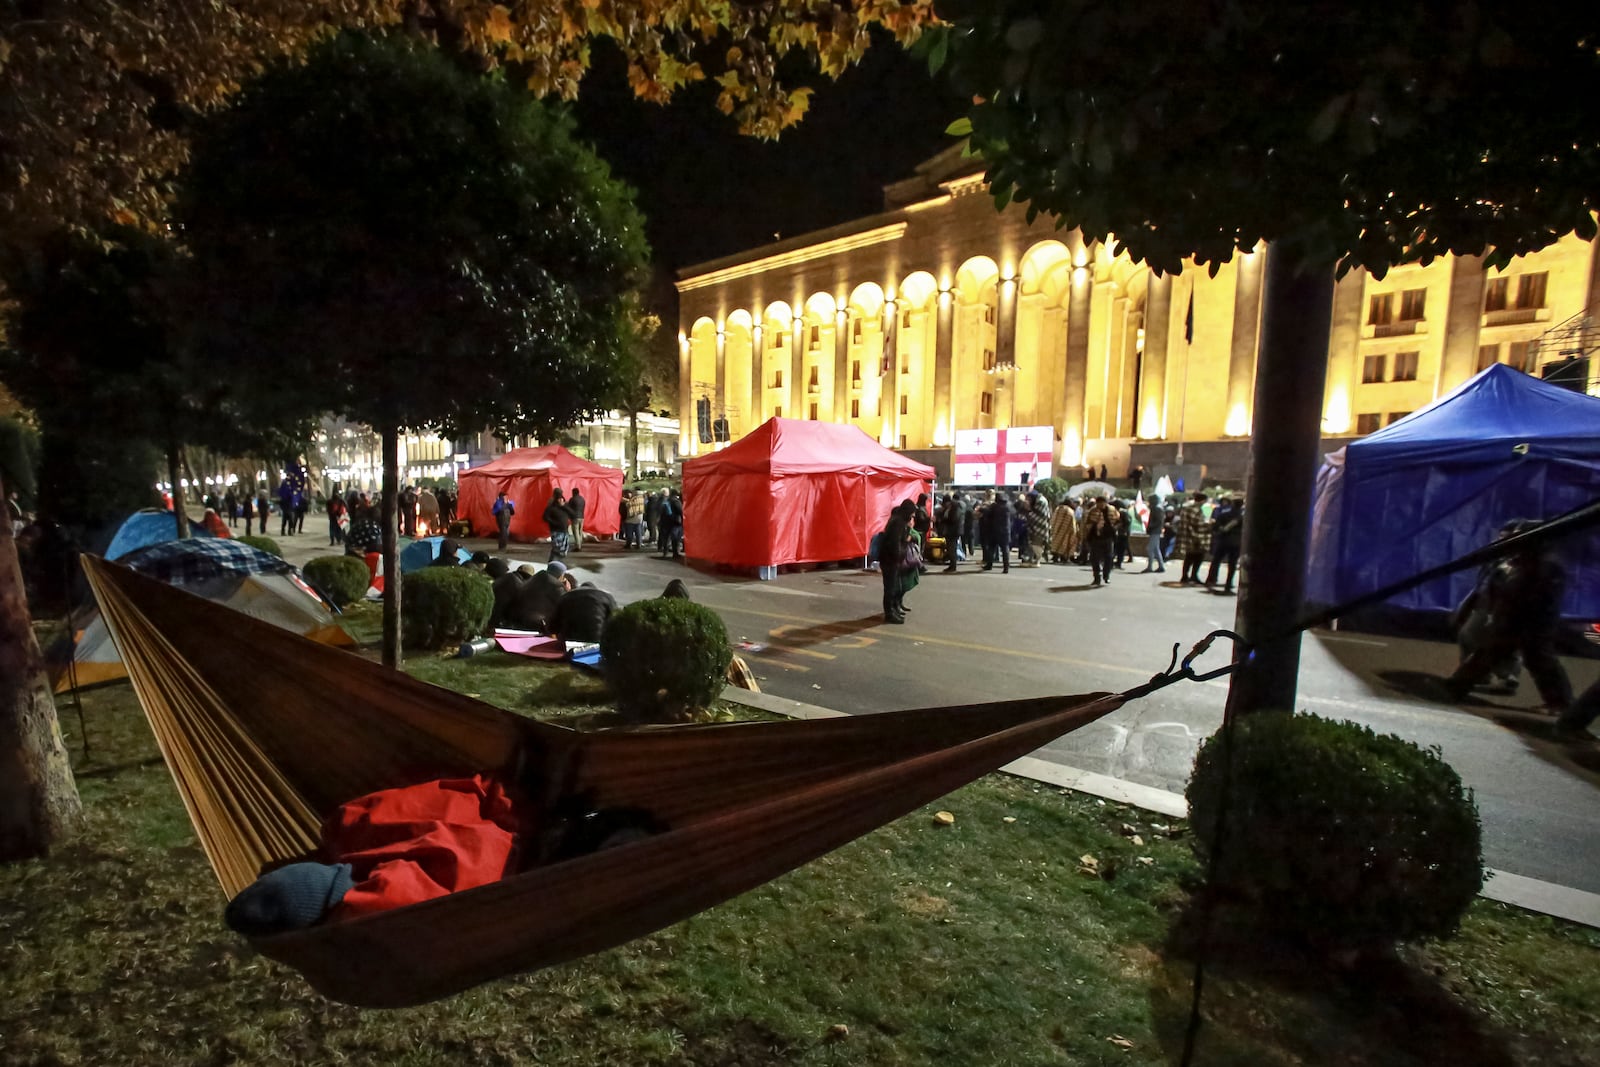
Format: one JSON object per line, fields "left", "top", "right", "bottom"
{"left": 873, "top": 485, "right": 1247, "bottom": 605}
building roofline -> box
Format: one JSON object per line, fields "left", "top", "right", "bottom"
{"left": 675, "top": 211, "right": 913, "bottom": 291}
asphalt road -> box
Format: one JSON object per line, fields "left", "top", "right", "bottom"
{"left": 276, "top": 528, "right": 1600, "bottom": 894}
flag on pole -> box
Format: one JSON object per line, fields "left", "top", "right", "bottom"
{"left": 1184, "top": 288, "right": 1195, "bottom": 344}
{"left": 1134, "top": 490, "right": 1150, "bottom": 531}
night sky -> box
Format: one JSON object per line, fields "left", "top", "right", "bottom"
{"left": 570, "top": 35, "right": 965, "bottom": 301}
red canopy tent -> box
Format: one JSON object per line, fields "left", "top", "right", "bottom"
{"left": 683, "top": 418, "right": 935, "bottom": 570}
{"left": 458, "top": 446, "right": 624, "bottom": 542}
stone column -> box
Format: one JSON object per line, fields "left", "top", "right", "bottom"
{"left": 1439, "top": 255, "right": 1487, "bottom": 395}
{"left": 1226, "top": 250, "right": 1266, "bottom": 434}
{"left": 1322, "top": 270, "right": 1365, "bottom": 433}
{"left": 1062, "top": 266, "right": 1093, "bottom": 466}
{"left": 997, "top": 276, "right": 1019, "bottom": 368}
{"left": 1139, "top": 273, "right": 1172, "bottom": 438}
{"left": 789, "top": 317, "right": 804, "bottom": 420}
{"left": 934, "top": 290, "right": 955, "bottom": 446}
{"left": 883, "top": 300, "right": 900, "bottom": 444}
{"left": 714, "top": 329, "right": 726, "bottom": 436}
{"left": 678, "top": 333, "right": 692, "bottom": 455}
{"left": 834, "top": 311, "right": 850, "bottom": 424}
{"left": 750, "top": 325, "right": 764, "bottom": 429}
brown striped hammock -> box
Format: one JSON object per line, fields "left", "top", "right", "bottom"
{"left": 81, "top": 555, "right": 1136, "bottom": 1009}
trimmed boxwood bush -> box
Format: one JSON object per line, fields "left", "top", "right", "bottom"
{"left": 1187, "top": 712, "right": 1482, "bottom": 949}
{"left": 402, "top": 567, "right": 493, "bottom": 649}
{"left": 601, "top": 599, "right": 732, "bottom": 723}
{"left": 302, "top": 555, "right": 370, "bottom": 607}
{"left": 236, "top": 535, "right": 282, "bottom": 557}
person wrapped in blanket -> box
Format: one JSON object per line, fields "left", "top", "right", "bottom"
{"left": 223, "top": 774, "right": 665, "bottom": 936}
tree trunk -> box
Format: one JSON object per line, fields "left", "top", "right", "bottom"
{"left": 166, "top": 443, "right": 190, "bottom": 540}
{"left": 180, "top": 446, "right": 202, "bottom": 503}
{"left": 1225, "top": 248, "right": 1336, "bottom": 717}
{"left": 0, "top": 472, "right": 82, "bottom": 861}
{"left": 629, "top": 408, "right": 640, "bottom": 482}
{"left": 381, "top": 425, "right": 403, "bottom": 669}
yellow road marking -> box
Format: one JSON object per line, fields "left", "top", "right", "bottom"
{"left": 712, "top": 602, "right": 1151, "bottom": 677}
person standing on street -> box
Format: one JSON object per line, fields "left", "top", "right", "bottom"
{"left": 1174, "top": 493, "right": 1210, "bottom": 584}
{"left": 326, "top": 493, "right": 347, "bottom": 547}
{"left": 1113, "top": 500, "right": 1133, "bottom": 567}
{"left": 241, "top": 493, "right": 255, "bottom": 537}
{"left": 568, "top": 487, "right": 587, "bottom": 550}
{"left": 1049, "top": 498, "right": 1078, "bottom": 564}
{"left": 223, "top": 488, "right": 238, "bottom": 529}
{"left": 1142, "top": 497, "right": 1167, "bottom": 573}
{"left": 660, "top": 489, "right": 685, "bottom": 560}
{"left": 1444, "top": 523, "right": 1571, "bottom": 714}
{"left": 1081, "top": 495, "right": 1119, "bottom": 587}
{"left": 981, "top": 491, "right": 1012, "bottom": 573}
{"left": 1205, "top": 495, "right": 1244, "bottom": 594}
{"left": 878, "top": 506, "right": 911, "bottom": 624}
{"left": 544, "top": 489, "right": 573, "bottom": 562}
{"left": 644, "top": 489, "right": 662, "bottom": 547}
{"left": 492, "top": 489, "right": 516, "bottom": 552}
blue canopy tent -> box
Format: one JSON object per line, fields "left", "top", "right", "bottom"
{"left": 399, "top": 535, "right": 472, "bottom": 574}
{"left": 104, "top": 509, "right": 214, "bottom": 561}
{"left": 1307, "top": 364, "right": 1600, "bottom": 618}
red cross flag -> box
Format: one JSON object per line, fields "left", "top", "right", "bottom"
{"left": 953, "top": 426, "right": 1057, "bottom": 486}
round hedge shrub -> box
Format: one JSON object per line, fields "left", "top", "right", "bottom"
{"left": 601, "top": 599, "right": 732, "bottom": 723}
{"left": 401, "top": 567, "right": 493, "bottom": 649}
{"left": 1187, "top": 712, "right": 1482, "bottom": 949}
{"left": 1033, "top": 477, "right": 1068, "bottom": 506}
{"left": 302, "top": 555, "right": 370, "bottom": 607}
{"left": 236, "top": 535, "right": 282, "bottom": 557}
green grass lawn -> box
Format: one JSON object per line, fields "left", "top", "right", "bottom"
{"left": 5, "top": 652, "right": 1598, "bottom": 1066}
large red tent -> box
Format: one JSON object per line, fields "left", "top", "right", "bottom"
{"left": 683, "top": 418, "right": 935, "bottom": 570}
{"left": 458, "top": 445, "right": 624, "bottom": 542}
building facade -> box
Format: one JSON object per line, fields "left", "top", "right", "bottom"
{"left": 676, "top": 147, "right": 1600, "bottom": 481}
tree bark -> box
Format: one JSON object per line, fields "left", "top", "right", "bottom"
{"left": 166, "top": 442, "right": 190, "bottom": 539}
{"left": 180, "top": 445, "right": 201, "bottom": 503}
{"left": 0, "top": 472, "right": 82, "bottom": 861}
{"left": 381, "top": 425, "right": 403, "bottom": 669}
{"left": 1225, "top": 248, "right": 1336, "bottom": 717}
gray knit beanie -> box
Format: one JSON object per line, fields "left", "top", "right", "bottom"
{"left": 224, "top": 861, "right": 354, "bottom": 937}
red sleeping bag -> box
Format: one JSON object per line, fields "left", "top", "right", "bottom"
{"left": 323, "top": 775, "right": 522, "bottom": 919}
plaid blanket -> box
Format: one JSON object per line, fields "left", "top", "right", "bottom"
{"left": 1174, "top": 501, "right": 1212, "bottom": 558}
{"left": 122, "top": 538, "right": 295, "bottom": 587}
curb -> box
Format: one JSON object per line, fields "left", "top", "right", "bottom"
{"left": 719, "top": 685, "right": 1600, "bottom": 931}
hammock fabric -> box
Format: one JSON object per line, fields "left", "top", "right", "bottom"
{"left": 81, "top": 556, "right": 1126, "bottom": 1009}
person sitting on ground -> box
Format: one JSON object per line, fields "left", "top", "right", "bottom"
{"left": 429, "top": 537, "right": 464, "bottom": 567}
{"left": 482, "top": 556, "right": 511, "bottom": 580}
{"left": 496, "top": 561, "right": 572, "bottom": 632}
{"left": 551, "top": 581, "right": 618, "bottom": 644}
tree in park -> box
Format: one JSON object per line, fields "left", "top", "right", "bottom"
{"left": 926, "top": 1, "right": 1600, "bottom": 714}
{"left": 0, "top": 1, "right": 934, "bottom": 252}
{"left": 178, "top": 33, "right": 652, "bottom": 668}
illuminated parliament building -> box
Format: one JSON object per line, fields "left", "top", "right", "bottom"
{"left": 675, "top": 146, "right": 1600, "bottom": 481}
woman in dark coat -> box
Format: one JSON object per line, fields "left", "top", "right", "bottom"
{"left": 879, "top": 509, "right": 911, "bottom": 624}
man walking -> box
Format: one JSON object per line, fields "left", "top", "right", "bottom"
{"left": 568, "top": 487, "right": 587, "bottom": 550}
{"left": 492, "top": 489, "right": 515, "bottom": 552}
{"left": 1082, "top": 495, "right": 1119, "bottom": 587}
